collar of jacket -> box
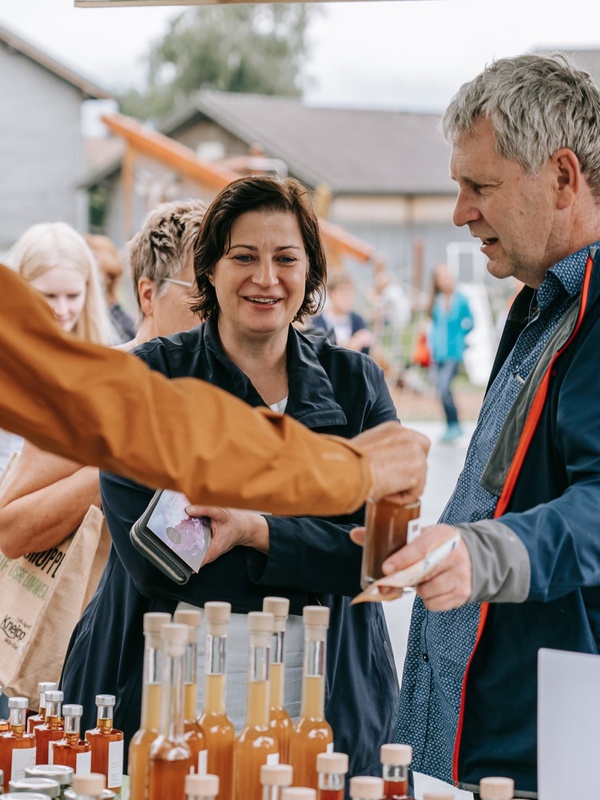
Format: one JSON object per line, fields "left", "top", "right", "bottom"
{"left": 202, "top": 316, "right": 347, "bottom": 429}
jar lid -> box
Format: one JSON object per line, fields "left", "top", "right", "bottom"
{"left": 316, "top": 752, "right": 349, "bottom": 774}
{"left": 72, "top": 773, "right": 106, "bottom": 794}
{"left": 349, "top": 776, "right": 384, "bottom": 799}
{"left": 422, "top": 793, "right": 455, "bottom": 800}
{"left": 8, "top": 777, "right": 60, "bottom": 797}
{"left": 479, "top": 777, "right": 514, "bottom": 800}
{"left": 260, "top": 764, "right": 293, "bottom": 786}
{"left": 281, "top": 789, "right": 317, "bottom": 800}
{"left": 185, "top": 773, "right": 219, "bottom": 796}
{"left": 26, "top": 765, "right": 74, "bottom": 786}
{"left": 380, "top": 743, "right": 412, "bottom": 765}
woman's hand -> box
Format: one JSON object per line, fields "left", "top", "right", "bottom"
{"left": 185, "top": 504, "right": 270, "bottom": 566}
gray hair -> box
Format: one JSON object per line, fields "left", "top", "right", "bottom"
{"left": 127, "top": 198, "right": 206, "bottom": 314}
{"left": 442, "top": 53, "right": 600, "bottom": 197}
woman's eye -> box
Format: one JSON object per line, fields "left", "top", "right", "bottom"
{"left": 278, "top": 256, "right": 296, "bottom": 265}
{"left": 233, "top": 254, "right": 254, "bottom": 263}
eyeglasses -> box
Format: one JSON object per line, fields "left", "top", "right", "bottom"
{"left": 164, "top": 278, "right": 194, "bottom": 289}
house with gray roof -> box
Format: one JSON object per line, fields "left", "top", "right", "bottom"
{"left": 0, "top": 22, "right": 111, "bottom": 250}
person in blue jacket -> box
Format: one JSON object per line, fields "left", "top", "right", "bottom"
{"left": 60, "top": 175, "right": 399, "bottom": 786}
{"left": 367, "top": 54, "right": 600, "bottom": 796}
{"left": 427, "top": 262, "right": 473, "bottom": 442}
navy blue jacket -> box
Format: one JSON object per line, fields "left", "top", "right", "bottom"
{"left": 61, "top": 320, "right": 399, "bottom": 780}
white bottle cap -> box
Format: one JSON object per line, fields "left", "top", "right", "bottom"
{"left": 62, "top": 704, "right": 83, "bottom": 717}
{"left": 143, "top": 612, "right": 171, "bottom": 634}
{"left": 248, "top": 611, "right": 275, "bottom": 634}
{"left": 349, "top": 776, "right": 384, "bottom": 799}
{"left": 174, "top": 608, "right": 202, "bottom": 643}
{"left": 380, "top": 743, "right": 412, "bottom": 765}
{"left": 479, "top": 777, "right": 514, "bottom": 800}
{"left": 8, "top": 776, "right": 61, "bottom": 796}
{"left": 72, "top": 773, "right": 106, "bottom": 794}
{"left": 302, "top": 606, "right": 330, "bottom": 627}
{"left": 161, "top": 623, "right": 188, "bottom": 656}
{"left": 95, "top": 694, "right": 115, "bottom": 707}
{"left": 38, "top": 682, "right": 58, "bottom": 695}
{"left": 262, "top": 597, "right": 290, "bottom": 631}
{"left": 281, "top": 789, "right": 317, "bottom": 800}
{"left": 316, "top": 752, "right": 349, "bottom": 774}
{"left": 185, "top": 772, "right": 219, "bottom": 797}
{"left": 204, "top": 601, "right": 231, "bottom": 636}
{"left": 43, "top": 691, "right": 64, "bottom": 704}
{"left": 260, "top": 764, "right": 293, "bottom": 786}
{"left": 8, "top": 696, "right": 29, "bottom": 709}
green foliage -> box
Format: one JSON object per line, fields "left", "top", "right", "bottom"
{"left": 119, "top": 4, "right": 315, "bottom": 123}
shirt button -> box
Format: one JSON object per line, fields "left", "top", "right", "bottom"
{"left": 422, "top": 653, "right": 429, "bottom": 663}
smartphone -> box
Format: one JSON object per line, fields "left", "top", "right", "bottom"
{"left": 130, "top": 489, "right": 212, "bottom": 584}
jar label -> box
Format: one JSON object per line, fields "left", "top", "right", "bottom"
{"left": 407, "top": 517, "right": 422, "bottom": 544}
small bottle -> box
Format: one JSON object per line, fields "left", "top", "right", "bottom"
{"left": 261, "top": 763, "right": 293, "bottom": 800}
{"left": 197, "top": 602, "right": 235, "bottom": 800}
{"left": 8, "top": 775, "right": 60, "bottom": 796}
{"left": 289, "top": 607, "right": 333, "bottom": 790}
{"left": 349, "top": 776, "right": 384, "bottom": 800}
{"left": 380, "top": 744, "right": 411, "bottom": 799}
{"left": 316, "top": 752, "right": 348, "bottom": 800}
{"left": 173, "top": 608, "right": 207, "bottom": 774}
{"left": 26, "top": 763, "right": 74, "bottom": 797}
{"left": 479, "top": 777, "right": 514, "bottom": 800}
{"left": 0, "top": 697, "right": 37, "bottom": 790}
{"left": 69, "top": 772, "right": 106, "bottom": 799}
{"left": 128, "top": 611, "right": 171, "bottom": 800}
{"left": 281, "top": 790, "right": 316, "bottom": 800}
{"left": 35, "top": 691, "right": 64, "bottom": 766}
{"left": 51, "top": 705, "right": 91, "bottom": 776}
{"left": 262, "top": 598, "right": 292, "bottom": 764}
{"left": 84, "top": 696, "right": 123, "bottom": 797}
{"left": 28, "top": 684, "right": 59, "bottom": 734}
{"left": 233, "top": 612, "right": 278, "bottom": 800}
{"left": 147, "top": 623, "right": 192, "bottom": 800}
{"left": 185, "top": 773, "right": 220, "bottom": 800}
{"left": 361, "top": 498, "right": 421, "bottom": 589}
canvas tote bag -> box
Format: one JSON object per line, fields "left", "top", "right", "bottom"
{"left": 0, "top": 455, "right": 110, "bottom": 701}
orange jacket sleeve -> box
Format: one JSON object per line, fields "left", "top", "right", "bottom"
{"left": 0, "top": 264, "right": 370, "bottom": 516}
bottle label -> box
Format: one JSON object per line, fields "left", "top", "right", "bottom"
{"left": 108, "top": 738, "right": 124, "bottom": 788}
{"left": 407, "top": 517, "right": 422, "bottom": 544}
{"left": 198, "top": 749, "right": 208, "bottom": 775}
{"left": 11, "top": 746, "right": 36, "bottom": 780}
{"left": 76, "top": 750, "right": 92, "bottom": 774}
{"left": 48, "top": 740, "right": 55, "bottom": 764}
{"left": 266, "top": 752, "right": 280, "bottom": 765}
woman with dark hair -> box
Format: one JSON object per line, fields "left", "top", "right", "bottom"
{"left": 61, "top": 176, "right": 400, "bottom": 784}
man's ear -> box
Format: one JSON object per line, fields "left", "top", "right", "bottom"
{"left": 552, "top": 148, "right": 581, "bottom": 210}
{"left": 138, "top": 277, "right": 155, "bottom": 316}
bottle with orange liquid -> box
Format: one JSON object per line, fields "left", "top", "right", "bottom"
{"left": 262, "top": 597, "right": 291, "bottom": 764}
{"left": 35, "top": 689, "right": 64, "bottom": 765}
{"left": 147, "top": 623, "right": 192, "bottom": 800}
{"left": 479, "top": 777, "right": 514, "bottom": 800}
{"left": 186, "top": 772, "right": 220, "bottom": 799}
{"left": 316, "top": 752, "right": 348, "bottom": 800}
{"left": 0, "top": 696, "right": 36, "bottom": 789}
{"left": 198, "top": 601, "right": 235, "bottom": 800}
{"left": 173, "top": 607, "right": 207, "bottom": 774}
{"left": 381, "top": 744, "right": 411, "bottom": 799}
{"left": 233, "top": 611, "right": 278, "bottom": 800}
{"left": 85, "top": 695, "right": 124, "bottom": 797}
{"left": 349, "top": 777, "right": 384, "bottom": 800}
{"left": 289, "top": 606, "right": 332, "bottom": 790}
{"left": 51, "top": 704, "right": 92, "bottom": 775}
{"left": 128, "top": 611, "right": 171, "bottom": 800}
{"left": 27, "top": 682, "right": 58, "bottom": 734}
{"left": 261, "top": 763, "right": 293, "bottom": 800}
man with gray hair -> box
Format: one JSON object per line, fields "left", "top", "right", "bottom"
{"left": 377, "top": 54, "right": 600, "bottom": 795}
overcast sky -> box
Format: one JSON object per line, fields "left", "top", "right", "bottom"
{"left": 2, "top": 0, "right": 600, "bottom": 112}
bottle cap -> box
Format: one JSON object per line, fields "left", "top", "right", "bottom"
{"left": 26, "top": 765, "right": 74, "bottom": 786}
{"left": 72, "top": 773, "right": 106, "bottom": 794}
{"left": 185, "top": 773, "right": 219, "bottom": 796}
{"left": 248, "top": 611, "right": 274, "bottom": 634}
{"left": 174, "top": 608, "right": 202, "bottom": 629}
{"left": 281, "top": 790, "right": 316, "bottom": 800}
{"left": 2, "top": 794, "right": 54, "bottom": 799}
{"left": 316, "top": 752, "right": 349, "bottom": 774}
{"left": 349, "top": 776, "right": 384, "bottom": 799}
{"left": 204, "top": 601, "right": 231, "bottom": 636}
{"left": 160, "top": 622, "right": 188, "bottom": 656}
{"left": 143, "top": 612, "right": 172, "bottom": 634}
{"left": 8, "top": 777, "right": 61, "bottom": 797}
{"left": 95, "top": 694, "right": 115, "bottom": 707}
{"left": 302, "top": 606, "right": 330, "bottom": 627}
{"left": 44, "top": 691, "right": 64, "bottom": 705}
{"left": 479, "top": 777, "right": 514, "bottom": 800}
{"left": 262, "top": 597, "right": 290, "bottom": 631}
{"left": 8, "top": 696, "right": 29, "bottom": 709}
{"left": 62, "top": 704, "right": 83, "bottom": 717}
{"left": 380, "top": 743, "right": 412, "bottom": 765}
{"left": 422, "top": 793, "right": 455, "bottom": 800}
{"left": 260, "top": 764, "right": 293, "bottom": 786}
{"left": 38, "top": 682, "right": 58, "bottom": 696}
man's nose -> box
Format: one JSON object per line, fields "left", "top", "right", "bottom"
{"left": 453, "top": 189, "right": 481, "bottom": 228}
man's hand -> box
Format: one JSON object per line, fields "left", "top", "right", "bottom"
{"left": 185, "top": 504, "right": 270, "bottom": 566}
{"left": 351, "top": 523, "right": 472, "bottom": 611}
{"left": 352, "top": 422, "right": 429, "bottom": 502}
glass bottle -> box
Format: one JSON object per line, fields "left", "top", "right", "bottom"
{"left": 26, "top": 763, "right": 74, "bottom": 797}
{"left": 69, "top": 772, "right": 106, "bottom": 799}
{"left": 84, "top": 696, "right": 124, "bottom": 797}
{"left": 380, "top": 744, "right": 411, "bottom": 799}
{"left": 261, "top": 763, "right": 293, "bottom": 800}
{"left": 349, "top": 776, "right": 384, "bottom": 800}
{"left": 173, "top": 608, "right": 207, "bottom": 774}
{"left": 51, "top": 704, "right": 92, "bottom": 775}
{"left": 147, "top": 623, "right": 192, "bottom": 800}
{"left": 316, "top": 752, "right": 348, "bottom": 800}
{"left": 35, "top": 691, "right": 64, "bottom": 766}
{"left": 0, "top": 684, "right": 8, "bottom": 733}
{"left": 197, "top": 602, "right": 235, "bottom": 800}
{"left": 28, "top": 683, "right": 58, "bottom": 734}
{"left": 8, "top": 774, "right": 61, "bottom": 795}
{"left": 0, "top": 697, "right": 37, "bottom": 790}
{"left": 262, "top": 598, "right": 292, "bottom": 764}
{"left": 289, "top": 606, "right": 332, "bottom": 790}
{"left": 281, "top": 789, "right": 316, "bottom": 800}
{"left": 233, "top": 612, "right": 278, "bottom": 800}
{"left": 479, "top": 777, "right": 514, "bottom": 800}
{"left": 128, "top": 611, "right": 171, "bottom": 800}
{"left": 185, "top": 772, "right": 220, "bottom": 799}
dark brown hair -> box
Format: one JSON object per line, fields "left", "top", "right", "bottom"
{"left": 191, "top": 175, "right": 327, "bottom": 321}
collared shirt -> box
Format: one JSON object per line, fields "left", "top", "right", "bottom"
{"left": 397, "top": 243, "right": 597, "bottom": 784}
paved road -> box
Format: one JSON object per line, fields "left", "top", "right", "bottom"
{"left": 382, "top": 420, "right": 475, "bottom": 799}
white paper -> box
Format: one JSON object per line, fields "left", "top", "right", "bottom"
{"left": 538, "top": 648, "right": 600, "bottom": 798}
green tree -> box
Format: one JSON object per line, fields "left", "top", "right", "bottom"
{"left": 120, "top": 4, "right": 315, "bottom": 122}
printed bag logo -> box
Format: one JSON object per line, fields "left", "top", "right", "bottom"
{"left": 1, "top": 614, "right": 27, "bottom": 641}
